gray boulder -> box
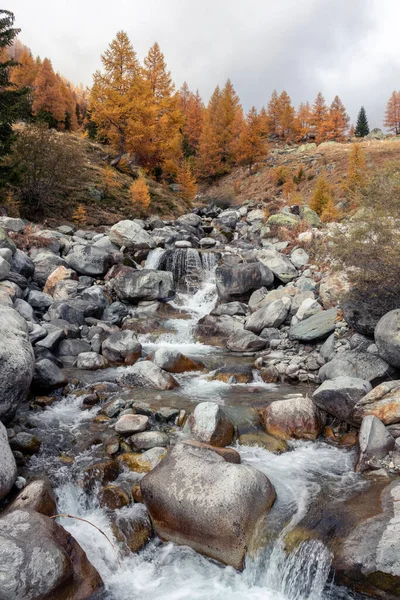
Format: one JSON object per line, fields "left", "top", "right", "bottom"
{"left": 0, "top": 256, "right": 10, "bottom": 280}
{"left": 312, "top": 377, "right": 372, "bottom": 424}
{"left": 130, "top": 431, "right": 170, "bottom": 450}
{"left": 46, "top": 298, "right": 102, "bottom": 325}
{"left": 57, "top": 339, "right": 91, "bottom": 357}
{"left": 117, "top": 361, "right": 179, "bottom": 390}
{"left": 256, "top": 247, "right": 298, "bottom": 283}
{"left": 319, "top": 350, "right": 392, "bottom": 384}
{"left": 215, "top": 262, "right": 274, "bottom": 302}
{"left": 289, "top": 308, "right": 338, "bottom": 341}
{"left": 27, "top": 290, "right": 53, "bottom": 311}
{"left": 0, "top": 307, "right": 35, "bottom": 422}
{"left": 188, "top": 401, "right": 234, "bottom": 447}
{"left": 32, "top": 359, "right": 67, "bottom": 390}
{"left": 226, "top": 329, "right": 267, "bottom": 352}
{"left": 375, "top": 309, "right": 400, "bottom": 368}
{"left": 0, "top": 509, "right": 103, "bottom": 600}
{"left": 102, "top": 330, "right": 141, "bottom": 364}
{"left": 260, "top": 395, "right": 325, "bottom": 440}
{"left": 141, "top": 442, "right": 276, "bottom": 569}
{"left": 290, "top": 248, "right": 309, "bottom": 268}
{"left": 115, "top": 414, "right": 149, "bottom": 435}
{"left": 352, "top": 380, "right": 400, "bottom": 425}
{"left": 245, "top": 297, "right": 291, "bottom": 333}
{"left": 76, "top": 352, "right": 108, "bottom": 370}
{"left": 10, "top": 249, "right": 34, "bottom": 279}
{"left": 0, "top": 216, "right": 25, "bottom": 232}
{"left": 356, "top": 415, "right": 395, "bottom": 472}
{"left": 66, "top": 245, "right": 113, "bottom": 276}
{"left": 0, "top": 421, "right": 16, "bottom": 501}
{"left": 113, "top": 267, "right": 175, "bottom": 302}
{"left": 109, "top": 220, "right": 154, "bottom": 249}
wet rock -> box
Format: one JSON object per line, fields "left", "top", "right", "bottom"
{"left": 102, "top": 330, "right": 142, "bottom": 365}
{"left": 353, "top": 380, "right": 400, "bottom": 425}
{"left": 260, "top": 395, "right": 325, "bottom": 441}
{"left": 256, "top": 247, "right": 298, "bottom": 283}
{"left": 188, "top": 401, "right": 234, "bottom": 447}
{"left": 112, "top": 504, "right": 153, "bottom": 553}
{"left": 289, "top": 308, "right": 337, "bottom": 341}
{"left": 154, "top": 406, "right": 180, "bottom": 422}
{"left": 375, "top": 309, "right": 400, "bottom": 368}
{"left": 141, "top": 442, "right": 276, "bottom": 570}
{"left": 196, "top": 314, "right": 244, "bottom": 343}
{"left": 115, "top": 414, "right": 149, "bottom": 435}
{"left": 148, "top": 347, "right": 204, "bottom": 372}
{"left": 83, "top": 459, "right": 119, "bottom": 489}
{"left": 100, "top": 484, "right": 130, "bottom": 509}
{"left": 6, "top": 478, "right": 57, "bottom": 516}
{"left": 245, "top": 297, "right": 291, "bottom": 333}
{"left": 109, "top": 219, "right": 154, "bottom": 249}
{"left": 0, "top": 421, "right": 16, "bottom": 501}
{"left": 0, "top": 307, "right": 35, "bottom": 423}
{"left": 319, "top": 350, "right": 393, "bottom": 385}
{"left": 117, "top": 361, "right": 179, "bottom": 390}
{"left": 117, "top": 448, "right": 167, "bottom": 473}
{"left": 113, "top": 267, "right": 175, "bottom": 302}
{"left": 238, "top": 432, "right": 288, "bottom": 453}
{"left": 356, "top": 415, "right": 395, "bottom": 472}
{"left": 215, "top": 262, "right": 274, "bottom": 302}
{"left": 130, "top": 431, "right": 170, "bottom": 450}
{"left": 182, "top": 439, "right": 241, "bottom": 463}
{"left": 9, "top": 432, "right": 41, "bottom": 455}
{"left": 76, "top": 351, "right": 108, "bottom": 370}
{"left": 0, "top": 509, "right": 103, "bottom": 600}
{"left": 211, "top": 364, "right": 253, "bottom": 383}
{"left": 32, "top": 358, "right": 67, "bottom": 390}
{"left": 226, "top": 329, "right": 267, "bottom": 352}
{"left": 312, "top": 377, "right": 372, "bottom": 424}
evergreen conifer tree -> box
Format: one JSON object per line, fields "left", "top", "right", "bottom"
{"left": 355, "top": 106, "right": 369, "bottom": 137}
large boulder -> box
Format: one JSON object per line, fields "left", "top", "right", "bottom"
{"left": 188, "top": 401, "right": 234, "bottom": 447}
{"left": 0, "top": 421, "right": 16, "bottom": 501}
{"left": 148, "top": 347, "right": 204, "bottom": 372}
{"left": 215, "top": 262, "right": 274, "bottom": 302}
{"left": 356, "top": 415, "right": 395, "bottom": 472}
{"left": 341, "top": 298, "right": 381, "bottom": 338}
{"left": 319, "top": 350, "right": 392, "bottom": 385}
{"left": 46, "top": 298, "right": 103, "bottom": 325}
{"left": 312, "top": 377, "right": 372, "bottom": 424}
{"left": 353, "top": 380, "right": 400, "bottom": 425}
{"left": 65, "top": 245, "right": 114, "bottom": 277}
{"left": 0, "top": 307, "right": 35, "bottom": 423}
{"left": 141, "top": 442, "right": 276, "bottom": 569}
{"left": 0, "top": 509, "right": 103, "bottom": 600}
{"left": 196, "top": 314, "right": 244, "bottom": 343}
{"left": 226, "top": 329, "right": 267, "bottom": 352}
{"left": 255, "top": 247, "right": 298, "bottom": 283}
{"left": 113, "top": 267, "right": 175, "bottom": 302}
{"left": 101, "top": 330, "right": 142, "bottom": 364}
{"left": 289, "top": 308, "right": 337, "bottom": 341}
{"left": 375, "top": 309, "right": 400, "bottom": 368}
{"left": 32, "top": 359, "right": 67, "bottom": 390}
{"left": 117, "top": 361, "right": 179, "bottom": 390}
{"left": 109, "top": 220, "right": 154, "bottom": 249}
{"left": 245, "top": 297, "right": 291, "bottom": 333}
{"left": 260, "top": 395, "right": 325, "bottom": 441}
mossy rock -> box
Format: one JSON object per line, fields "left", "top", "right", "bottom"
{"left": 267, "top": 213, "right": 300, "bottom": 228}
{"left": 300, "top": 206, "right": 321, "bottom": 227}
{"left": 283, "top": 526, "right": 317, "bottom": 553}
{"left": 238, "top": 432, "right": 288, "bottom": 453}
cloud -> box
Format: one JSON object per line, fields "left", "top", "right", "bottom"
{"left": 6, "top": 0, "right": 399, "bottom": 126}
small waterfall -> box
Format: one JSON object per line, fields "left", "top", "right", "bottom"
{"left": 144, "top": 247, "right": 166, "bottom": 270}
{"left": 158, "top": 248, "right": 219, "bottom": 292}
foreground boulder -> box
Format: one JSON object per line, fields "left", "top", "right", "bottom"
{"left": 141, "top": 442, "right": 276, "bottom": 569}
{"left": 215, "top": 262, "right": 274, "bottom": 302}
{"left": 353, "top": 380, "right": 400, "bottom": 425}
{"left": 102, "top": 330, "right": 142, "bottom": 364}
{"left": 319, "top": 350, "right": 392, "bottom": 384}
{"left": 356, "top": 415, "right": 395, "bottom": 472}
{"left": 0, "top": 421, "right": 16, "bottom": 501}
{"left": 188, "top": 401, "right": 234, "bottom": 447}
{"left": 0, "top": 307, "right": 35, "bottom": 422}
{"left": 0, "top": 509, "right": 103, "bottom": 599}
{"left": 289, "top": 308, "right": 337, "bottom": 341}
{"left": 245, "top": 297, "right": 291, "bottom": 333}
{"left": 148, "top": 347, "right": 204, "bottom": 372}
{"left": 109, "top": 220, "right": 154, "bottom": 249}
{"left": 113, "top": 267, "right": 175, "bottom": 302}
{"left": 312, "top": 377, "right": 372, "bottom": 424}
{"left": 117, "top": 361, "right": 179, "bottom": 390}
{"left": 260, "top": 395, "right": 325, "bottom": 440}
{"left": 256, "top": 247, "right": 298, "bottom": 283}
{"left": 375, "top": 309, "right": 400, "bottom": 368}
{"left": 66, "top": 245, "right": 113, "bottom": 276}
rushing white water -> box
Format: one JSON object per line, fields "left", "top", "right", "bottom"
{"left": 145, "top": 248, "right": 166, "bottom": 270}
{"left": 53, "top": 442, "right": 364, "bottom": 600}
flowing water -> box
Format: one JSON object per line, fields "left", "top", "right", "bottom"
{"left": 25, "top": 258, "right": 368, "bottom": 600}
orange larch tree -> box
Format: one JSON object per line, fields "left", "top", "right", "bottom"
{"left": 195, "top": 108, "right": 223, "bottom": 180}
{"left": 327, "top": 95, "right": 350, "bottom": 141}
{"left": 176, "top": 160, "right": 197, "bottom": 203}
{"left": 266, "top": 89, "right": 280, "bottom": 136}
{"left": 32, "top": 57, "right": 65, "bottom": 128}
{"left": 59, "top": 77, "right": 78, "bottom": 131}
{"left": 312, "top": 92, "right": 329, "bottom": 143}
{"left": 384, "top": 91, "right": 400, "bottom": 135}
{"left": 237, "top": 106, "right": 268, "bottom": 173}
{"left": 179, "top": 83, "right": 204, "bottom": 156}
{"left": 277, "top": 91, "right": 296, "bottom": 140}
{"left": 10, "top": 46, "right": 37, "bottom": 89}
{"left": 213, "top": 79, "right": 243, "bottom": 171}
{"left": 295, "top": 101, "right": 313, "bottom": 140}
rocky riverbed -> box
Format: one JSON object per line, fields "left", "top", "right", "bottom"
{"left": 1, "top": 204, "right": 400, "bottom": 599}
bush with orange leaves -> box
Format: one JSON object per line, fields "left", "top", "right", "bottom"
{"left": 72, "top": 204, "right": 87, "bottom": 226}
{"left": 129, "top": 177, "right": 151, "bottom": 216}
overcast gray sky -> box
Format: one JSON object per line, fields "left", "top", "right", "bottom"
{"left": 5, "top": 0, "right": 400, "bottom": 127}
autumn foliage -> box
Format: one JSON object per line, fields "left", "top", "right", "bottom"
{"left": 384, "top": 91, "right": 400, "bottom": 135}
{"left": 129, "top": 177, "right": 151, "bottom": 214}
{"left": 309, "top": 172, "right": 335, "bottom": 216}
{"left": 176, "top": 161, "right": 197, "bottom": 203}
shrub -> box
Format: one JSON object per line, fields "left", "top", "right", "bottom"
{"left": 72, "top": 204, "right": 87, "bottom": 226}
{"left": 309, "top": 173, "right": 334, "bottom": 215}
{"left": 329, "top": 163, "right": 400, "bottom": 320}
{"left": 102, "top": 165, "right": 121, "bottom": 197}
{"left": 272, "top": 165, "right": 290, "bottom": 186}
{"left": 129, "top": 177, "right": 151, "bottom": 216}
{"left": 293, "top": 166, "right": 306, "bottom": 184}
{"left": 11, "top": 124, "right": 88, "bottom": 219}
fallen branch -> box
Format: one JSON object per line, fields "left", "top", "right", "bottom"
{"left": 50, "top": 513, "right": 121, "bottom": 566}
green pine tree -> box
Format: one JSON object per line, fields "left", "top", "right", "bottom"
{"left": 355, "top": 106, "right": 370, "bottom": 138}
{"left": 0, "top": 11, "right": 27, "bottom": 158}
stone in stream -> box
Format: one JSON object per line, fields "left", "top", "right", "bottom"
{"left": 117, "top": 448, "right": 167, "bottom": 473}
{"left": 0, "top": 306, "right": 35, "bottom": 423}
{"left": 182, "top": 439, "right": 241, "bottom": 463}
{"left": 6, "top": 478, "right": 57, "bottom": 516}
{"left": 260, "top": 395, "right": 325, "bottom": 441}
{"left": 215, "top": 262, "right": 274, "bottom": 303}
{"left": 129, "top": 431, "right": 170, "bottom": 450}
{"left": 112, "top": 504, "right": 153, "bottom": 553}
{"left": 141, "top": 442, "right": 276, "bottom": 570}
{"left": 289, "top": 308, "right": 338, "bottom": 341}
{"left": 113, "top": 267, "right": 175, "bottom": 302}
{"left": 356, "top": 415, "right": 395, "bottom": 472}
{"left": 352, "top": 380, "right": 400, "bottom": 425}
{"left": 375, "top": 309, "right": 400, "bottom": 368}
{"left": 115, "top": 414, "right": 149, "bottom": 435}
{"left": 9, "top": 432, "right": 41, "bottom": 455}
{"left": 312, "top": 377, "right": 372, "bottom": 424}
{"left": 319, "top": 350, "right": 393, "bottom": 384}
{"left": 245, "top": 298, "right": 291, "bottom": 333}
{"left": 101, "top": 330, "right": 142, "bottom": 364}
{"left": 0, "top": 509, "right": 103, "bottom": 600}
{"left": 32, "top": 358, "right": 67, "bottom": 391}
{"left": 0, "top": 421, "right": 17, "bottom": 501}
{"left": 117, "top": 361, "right": 179, "bottom": 390}
{"left": 147, "top": 347, "right": 204, "bottom": 373}
{"left": 238, "top": 432, "right": 288, "bottom": 453}
{"left": 226, "top": 329, "right": 267, "bottom": 352}
{"left": 76, "top": 351, "right": 108, "bottom": 370}
{"left": 188, "top": 401, "right": 234, "bottom": 447}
